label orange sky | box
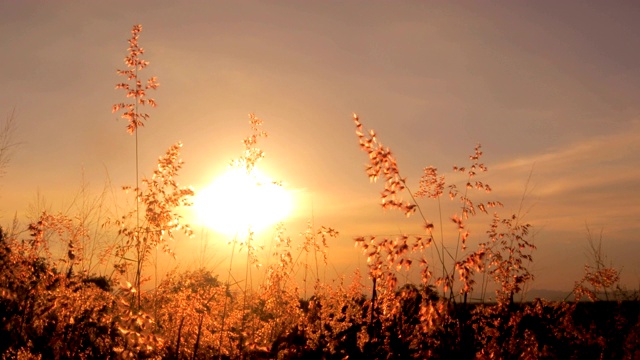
[0,1,639,293]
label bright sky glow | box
[194,168,293,236]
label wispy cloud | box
[490,125,640,234]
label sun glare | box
[194,168,293,235]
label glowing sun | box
[194,168,293,235]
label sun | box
[194,168,293,235]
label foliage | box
[571,227,623,302]
[110,142,194,305]
[352,113,531,306]
[0,226,160,359]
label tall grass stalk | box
[0,108,19,182]
[113,24,159,308]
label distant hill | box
[521,289,572,302]
[518,288,639,302]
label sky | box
[0,1,639,294]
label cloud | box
[489,125,640,234]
